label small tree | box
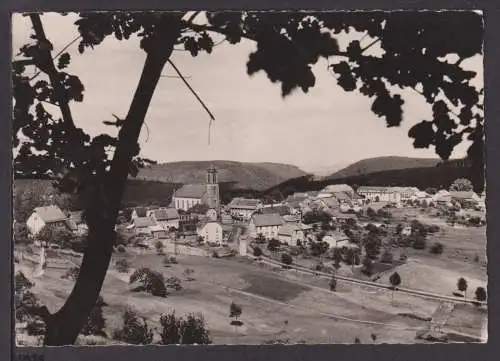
[380,250,394,264]
[229,302,243,325]
[179,312,212,345]
[268,238,280,252]
[475,286,487,303]
[430,242,444,254]
[129,268,167,297]
[449,178,474,192]
[253,246,263,258]
[281,253,293,268]
[361,257,373,276]
[155,240,164,255]
[457,277,468,299]
[389,272,402,303]
[159,312,182,345]
[113,308,154,345]
[332,247,342,271]
[329,276,337,292]
[62,266,80,281]
[166,276,183,291]
[81,295,107,337]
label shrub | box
[253,246,263,258]
[361,257,373,276]
[457,277,468,298]
[166,276,183,291]
[399,253,408,262]
[15,271,34,294]
[116,258,130,273]
[315,261,324,271]
[267,238,280,251]
[113,308,154,345]
[169,256,178,264]
[183,268,195,281]
[163,256,172,267]
[329,276,337,292]
[475,286,487,302]
[230,302,243,323]
[155,241,164,255]
[26,316,46,336]
[117,245,126,253]
[159,311,212,345]
[430,242,444,255]
[62,266,80,281]
[412,235,427,250]
[15,290,38,322]
[281,253,293,268]
[81,296,107,337]
[130,268,167,297]
[427,225,440,233]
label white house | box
[26,205,69,236]
[248,213,283,240]
[228,197,262,220]
[322,184,355,196]
[358,186,401,203]
[323,231,351,249]
[172,184,207,211]
[148,208,180,230]
[197,221,224,245]
[278,223,305,246]
[131,207,148,220]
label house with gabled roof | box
[131,207,148,220]
[278,223,305,246]
[248,213,284,240]
[147,207,180,230]
[27,205,69,236]
[228,197,263,220]
[132,216,155,235]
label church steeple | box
[205,166,220,220]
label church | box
[172,167,221,220]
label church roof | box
[174,184,207,199]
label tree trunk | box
[43,48,172,345]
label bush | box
[230,302,243,322]
[166,276,183,291]
[412,235,427,250]
[183,268,195,281]
[155,241,164,255]
[361,257,373,276]
[329,276,337,292]
[129,268,167,297]
[475,286,487,302]
[169,256,178,264]
[281,253,293,268]
[26,316,46,336]
[15,290,38,322]
[15,271,34,293]
[159,312,212,345]
[113,308,154,345]
[427,225,440,233]
[62,266,80,281]
[430,242,444,255]
[163,256,172,267]
[399,253,408,262]
[81,296,107,337]
[117,245,126,253]
[253,246,263,258]
[116,258,130,273]
[267,238,280,252]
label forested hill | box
[133,160,307,191]
[326,156,442,180]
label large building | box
[228,197,262,220]
[26,205,69,236]
[248,213,284,240]
[172,167,221,216]
[357,186,401,203]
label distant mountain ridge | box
[326,156,443,180]
[133,160,308,191]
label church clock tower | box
[205,167,220,219]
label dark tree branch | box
[30,35,82,81]
[186,11,201,24]
[361,37,381,53]
[29,14,77,131]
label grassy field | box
[15,240,487,346]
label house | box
[197,221,224,245]
[283,214,301,223]
[322,184,355,196]
[323,231,351,249]
[221,213,234,225]
[450,191,481,208]
[278,223,305,246]
[357,186,401,203]
[66,211,88,236]
[148,208,180,230]
[248,213,284,240]
[392,187,419,201]
[150,225,168,239]
[259,204,292,217]
[172,168,221,214]
[433,190,452,205]
[132,217,155,235]
[228,198,262,220]
[26,205,69,236]
[131,207,148,220]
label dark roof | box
[252,213,283,227]
[260,205,291,216]
[33,205,67,223]
[278,223,302,236]
[325,231,349,241]
[321,198,340,208]
[134,207,148,217]
[229,197,261,209]
[134,217,155,228]
[174,184,207,199]
[154,208,179,221]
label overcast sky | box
[12,12,484,174]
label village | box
[14,167,488,346]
